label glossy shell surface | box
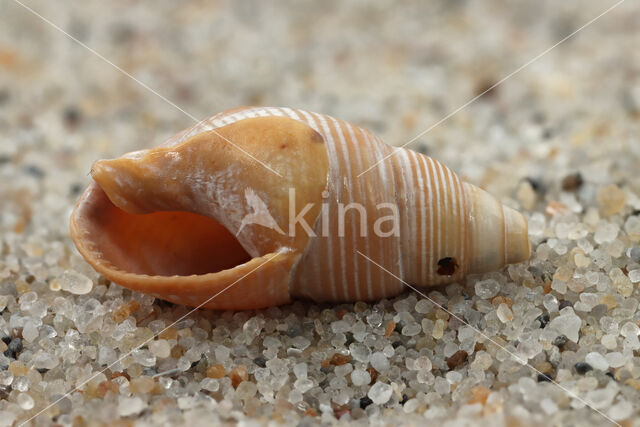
[70,107,530,310]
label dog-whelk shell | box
[70,107,530,310]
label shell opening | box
[73,184,252,277]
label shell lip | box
[70,180,270,286]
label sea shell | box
[70,107,530,310]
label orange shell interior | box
[83,186,252,277]
[71,181,297,310]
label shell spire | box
[70,107,530,310]
[465,184,530,274]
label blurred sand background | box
[1,1,640,425]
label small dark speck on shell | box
[437,257,458,276]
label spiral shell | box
[70,107,530,310]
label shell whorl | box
[70,106,530,309]
[286,110,471,302]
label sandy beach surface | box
[1,1,639,425]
